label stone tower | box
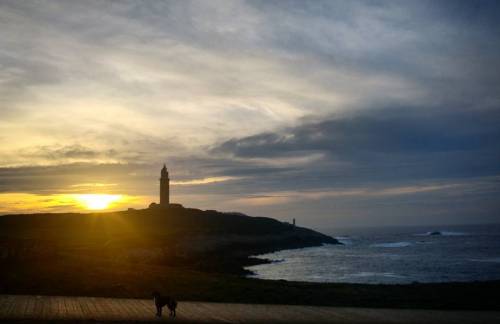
[160,164,169,206]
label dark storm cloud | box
[218,108,500,156]
[214,107,500,185]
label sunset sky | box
[1,0,499,228]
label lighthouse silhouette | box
[160,164,170,206]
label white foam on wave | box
[347,272,407,279]
[441,231,468,236]
[335,236,352,245]
[371,242,412,248]
[414,230,469,236]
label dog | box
[152,291,177,318]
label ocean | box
[245,224,500,284]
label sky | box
[1,0,499,228]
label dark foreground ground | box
[1,257,499,311]
[1,209,499,312]
[2,295,500,324]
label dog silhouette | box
[152,291,177,318]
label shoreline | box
[2,257,500,310]
[242,227,500,284]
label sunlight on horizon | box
[73,194,123,210]
[0,192,154,214]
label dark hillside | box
[0,206,339,274]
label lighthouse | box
[160,164,170,206]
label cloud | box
[2,0,499,170]
[171,176,242,185]
[1,0,500,225]
[214,107,500,184]
[231,183,462,206]
[216,107,500,157]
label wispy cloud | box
[2,0,499,168]
[70,183,118,188]
[171,176,242,185]
[1,0,499,226]
[232,183,463,206]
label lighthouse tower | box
[160,164,170,206]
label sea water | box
[245,224,500,284]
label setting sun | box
[74,194,123,210]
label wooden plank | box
[0,296,8,315]
[126,298,146,320]
[2,295,500,323]
[108,297,125,320]
[47,296,59,320]
[25,295,36,319]
[0,296,11,317]
[78,296,93,320]
[4,295,18,318]
[9,295,23,318]
[103,297,120,320]
[135,298,154,320]
[10,295,24,319]
[73,296,83,318]
[62,296,74,320]
[31,296,42,319]
[98,297,112,320]
[87,297,101,319]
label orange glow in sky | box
[73,194,123,210]
[0,193,153,214]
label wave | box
[440,231,469,236]
[335,236,352,245]
[346,272,407,279]
[414,230,469,237]
[371,242,412,248]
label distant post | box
[293,218,296,227]
[160,164,170,206]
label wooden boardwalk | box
[1,295,499,323]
